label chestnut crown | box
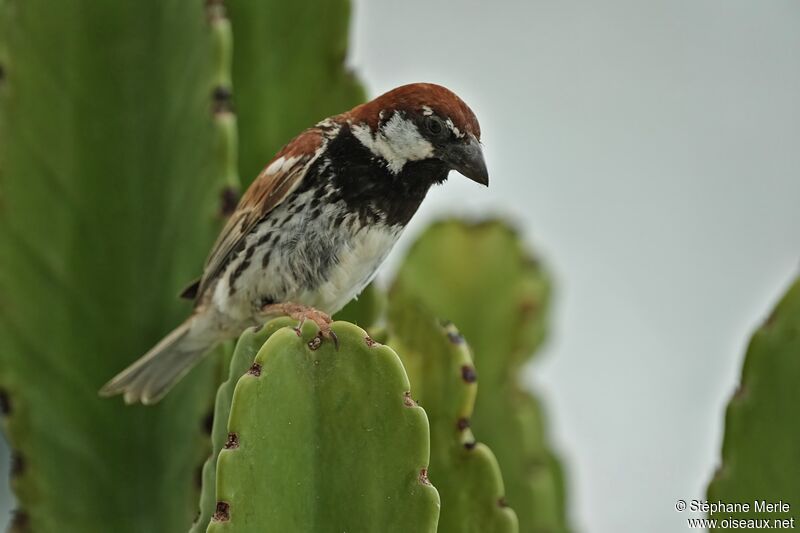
[346,83,488,185]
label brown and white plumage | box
[100,83,488,404]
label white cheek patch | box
[352,113,434,174]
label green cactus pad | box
[207,320,440,533]
[707,276,800,525]
[0,2,228,531]
[227,0,365,188]
[388,291,519,533]
[392,219,570,533]
[192,319,293,533]
[335,283,385,329]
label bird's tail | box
[99,317,216,405]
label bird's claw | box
[262,302,337,351]
[327,329,340,350]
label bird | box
[100,82,488,405]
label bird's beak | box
[440,134,489,186]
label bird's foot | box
[261,302,338,349]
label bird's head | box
[346,83,488,186]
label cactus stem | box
[497,497,509,508]
[212,502,230,522]
[464,441,477,450]
[365,336,377,347]
[206,0,240,225]
[205,321,440,531]
[456,418,470,431]
[246,363,262,377]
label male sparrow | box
[100,83,488,404]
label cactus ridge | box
[206,320,440,533]
[191,320,290,533]
[391,218,571,533]
[388,291,519,533]
[0,1,229,530]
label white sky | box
[350,1,800,531]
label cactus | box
[206,320,440,532]
[391,220,570,533]
[334,283,385,330]
[388,291,519,533]
[227,0,365,188]
[191,320,291,533]
[706,276,800,525]
[0,2,229,531]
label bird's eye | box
[425,116,446,137]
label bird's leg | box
[260,302,338,349]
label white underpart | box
[210,191,402,327]
[298,225,402,313]
[351,112,434,174]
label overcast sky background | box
[350,0,800,531]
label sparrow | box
[100,83,488,405]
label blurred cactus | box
[205,320,440,533]
[391,220,570,533]
[334,283,385,329]
[0,2,230,531]
[388,291,519,533]
[227,0,365,188]
[707,276,800,525]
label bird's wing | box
[194,128,326,300]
